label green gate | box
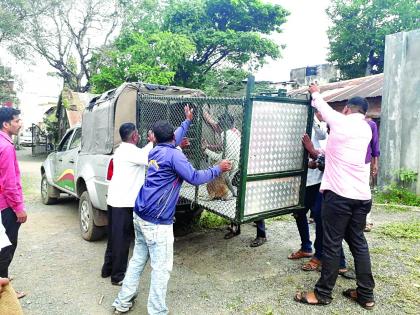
[137,77,313,223]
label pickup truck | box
[41,82,205,241]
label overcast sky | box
[0,0,332,126]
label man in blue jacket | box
[112,113,232,315]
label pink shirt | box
[311,92,372,200]
[0,130,24,212]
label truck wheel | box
[79,191,104,241]
[174,204,203,236]
[41,173,58,205]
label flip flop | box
[250,237,267,247]
[288,250,312,260]
[302,258,321,271]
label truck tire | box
[40,173,58,205]
[79,191,104,241]
[174,204,203,236]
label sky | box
[0,0,332,126]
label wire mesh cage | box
[137,78,312,223]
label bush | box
[374,184,420,207]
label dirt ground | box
[10,148,420,314]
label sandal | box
[339,269,356,280]
[294,291,330,305]
[250,236,267,247]
[288,250,312,260]
[302,257,321,271]
[342,289,375,310]
[364,223,373,232]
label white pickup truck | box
[40,82,205,241]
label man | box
[102,107,194,285]
[101,123,154,285]
[0,107,27,299]
[112,116,231,314]
[294,87,375,310]
[288,110,327,261]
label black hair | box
[152,120,174,143]
[119,123,136,142]
[347,96,369,114]
[218,113,235,130]
[0,107,20,129]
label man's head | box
[119,122,139,144]
[152,120,174,144]
[218,113,235,130]
[343,97,369,115]
[0,107,22,136]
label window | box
[57,131,73,152]
[68,128,82,150]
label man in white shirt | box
[101,123,154,285]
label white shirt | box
[107,142,153,208]
[306,117,328,187]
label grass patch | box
[374,185,420,207]
[199,210,229,229]
[377,221,420,240]
[266,214,294,224]
[379,204,410,213]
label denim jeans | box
[113,214,174,314]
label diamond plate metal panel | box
[247,101,308,174]
[244,176,301,216]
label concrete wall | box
[379,29,420,194]
[290,64,339,87]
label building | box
[290,64,339,87]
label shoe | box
[101,266,111,278]
[250,236,267,247]
[111,280,123,286]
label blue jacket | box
[134,121,221,224]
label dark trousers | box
[315,190,375,303]
[0,208,21,278]
[102,206,134,283]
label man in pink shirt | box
[0,107,27,285]
[294,86,375,310]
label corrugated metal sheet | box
[288,73,383,102]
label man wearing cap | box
[294,86,375,310]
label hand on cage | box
[218,159,232,172]
[184,105,194,121]
[180,137,190,149]
[147,130,156,144]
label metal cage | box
[137,77,313,223]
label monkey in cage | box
[202,110,240,200]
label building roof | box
[288,73,383,102]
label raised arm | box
[174,105,193,146]
[309,85,345,128]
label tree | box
[327,0,420,79]
[0,64,19,107]
[6,0,120,92]
[163,0,289,87]
[90,31,195,93]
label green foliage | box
[374,184,420,206]
[396,169,418,185]
[377,221,420,240]
[90,31,195,93]
[163,0,288,87]
[327,0,420,79]
[0,64,19,106]
[92,0,288,93]
[199,210,228,229]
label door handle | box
[69,159,75,164]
